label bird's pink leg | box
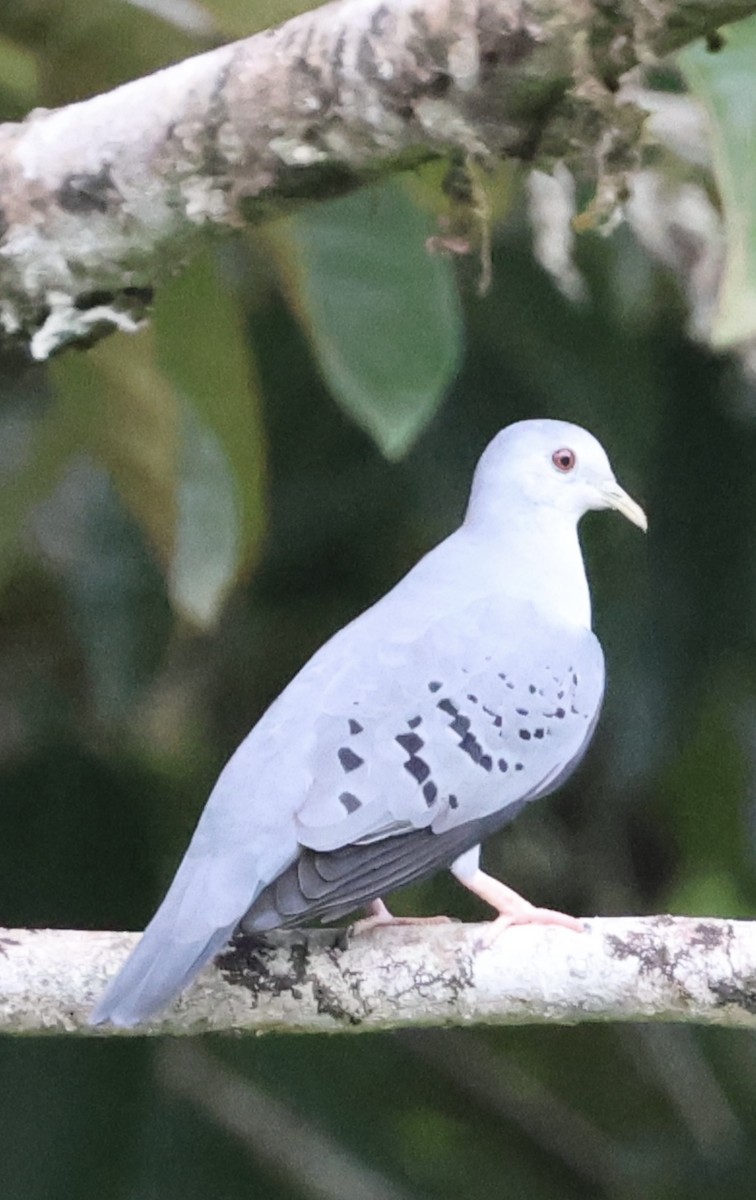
[351,898,454,935]
[450,846,583,943]
[460,869,585,941]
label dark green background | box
[2,4,756,1199]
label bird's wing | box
[243,806,529,930]
[292,592,604,849]
[241,591,604,929]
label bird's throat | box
[468,510,592,631]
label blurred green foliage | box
[680,15,756,346]
[3,4,756,1200]
[270,183,462,459]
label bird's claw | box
[475,906,586,951]
[350,901,457,937]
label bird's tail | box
[89,776,299,1026]
[89,848,268,1027]
[89,917,236,1028]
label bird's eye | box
[552,448,576,473]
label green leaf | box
[35,461,173,722]
[0,34,38,115]
[169,400,240,627]
[154,248,267,624]
[51,331,181,571]
[679,17,756,346]
[0,375,76,593]
[21,350,179,719]
[270,181,463,460]
[49,250,266,627]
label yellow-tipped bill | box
[600,483,647,532]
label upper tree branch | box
[4,916,756,1035]
[0,0,753,358]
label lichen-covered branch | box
[1,0,754,358]
[3,916,756,1035]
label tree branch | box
[3,916,756,1035]
[1,0,754,358]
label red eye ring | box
[552,448,576,473]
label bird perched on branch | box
[91,418,646,1026]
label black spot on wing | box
[482,703,504,730]
[396,731,423,755]
[459,733,492,771]
[338,747,364,772]
[437,697,493,772]
[423,781,438,806]
[396,729,433,788]
[459,732,478,758]
[339,792,361,814]
[348,719,363,735]
[405,756,431,785]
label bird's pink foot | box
[351,898,455,936]
[477,904,585,949]
[455,868,585,948]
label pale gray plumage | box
[91,419,645,1026]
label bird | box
[91,418,646,1026]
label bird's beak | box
[599,482,647,532]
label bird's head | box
[467,419,647,532]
